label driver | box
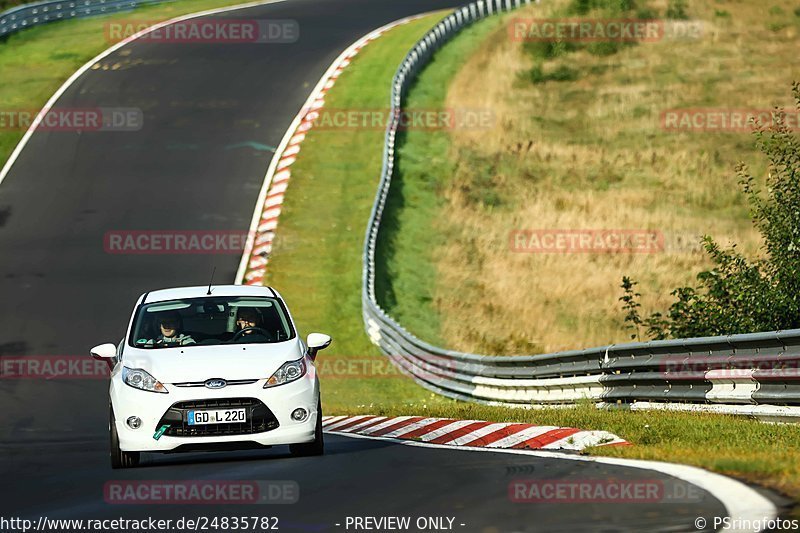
[153,311,196,346]
[235,308,263,335]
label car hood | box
[121,340,304,383]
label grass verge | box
[340,401,800,514]
[258,7,798,512]
[261,12,459,414]
[0,0,281,168]
[8,0,795,514]
[378,0,800,354]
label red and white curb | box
[322,415,628,451]
[236,14,429,286]
[325,416,779,532]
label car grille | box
[173,379,259,388]
[157,398,279,437]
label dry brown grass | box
[431,0,800,353]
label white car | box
[90,284,331,469]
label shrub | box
[621,83,800,339]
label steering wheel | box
[231,327,272,342]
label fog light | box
[291,408,308,422]
[126,416,142,429]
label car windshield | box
[128,296,295,348]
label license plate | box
[187,408,247,425]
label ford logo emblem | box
[204,379,227,389]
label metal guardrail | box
[361,0,800,420]
[0,0,167,38]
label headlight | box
[264,359,306,388]
[122,367,168,393]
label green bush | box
[519,0,643,81]
[621,83,800,339]
[569,0,637,15]
[522,40,579,60]
[1,0,34,11]
[636,7,659,19]
[526,63,580,84]
[666,0,689,20]
[587,41,627,56]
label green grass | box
[371,0,800,354]
[337,401,800,513]
[259,6,800,513]
[6,0,797,514]
[374,17,504,346]
[1,0,36,10]
[0,0,279,168]
[262,13,459,414]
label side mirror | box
[306,333,331,361]
[90,343,117,370]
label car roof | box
[141,285,279,304]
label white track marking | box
[381,417,441,438]
[0,0,290,189]
[322,414,374,431]
[327,430,778,533]
[357,415,417,435]
[541,430,628,450]
[483,425,561,448]
[234,12,433,284]
[416,420,481,442]
[320,415,349,427]
[445,422,509,446]
[337,416,389,432]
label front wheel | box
[110,406,140,469]
[289,401,324,457]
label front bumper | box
[110,373,319,452]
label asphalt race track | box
[0,0,736,530]
[0,0,465,441]
[2,433,729,532]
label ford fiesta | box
[90,285,331,469]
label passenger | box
[154,311,196,346]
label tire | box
[110,406,140,469]
[289,401,324,457]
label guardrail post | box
[0,0,167,38]
[360,0,800,415]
